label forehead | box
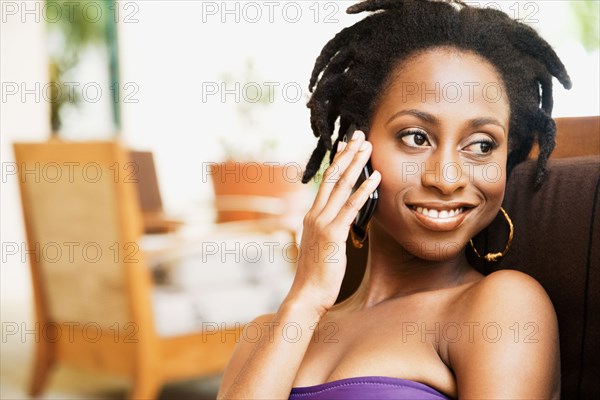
[376,48,511,124]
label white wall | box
[117,1,365,213]
[0,0,50,330]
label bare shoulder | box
[217,313,276,399]
[448,269,561,399]
[466,269,556,319]
[458,269,559,340]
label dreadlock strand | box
[512,24,572,90]
[346,0,409,14]
[301,135,329,184]
[538,74,554,115]
[533,109,557,188]
[309,26,357,92]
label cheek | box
[370,150,419,217]
[370,148,394,216]
[472,159,507,206]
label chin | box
[371,218,467,262]
[398,238,467,262]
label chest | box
[291,302,459,396]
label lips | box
[407,203,475,231]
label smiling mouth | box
[407,204,475,231]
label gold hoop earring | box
[469,207,514,262]
[350,221,371,249]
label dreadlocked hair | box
[301,0,572,189]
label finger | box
[334,168,381,229]
[318,139,373,221]
[310,131,366,213]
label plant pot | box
[210,161,307,223]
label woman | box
[218,0,571,398]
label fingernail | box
[359,141,370,151]
[337,141,346,152]
[352,131,365,141]
[369,170,380,180]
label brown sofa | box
[339,116,600,399]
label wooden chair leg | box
[128,373,162,400]
[28,339,55,397]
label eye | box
[463,139,498,155]
[398,129,431,148]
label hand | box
[284,130,381,316]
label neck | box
[342,220,481,310]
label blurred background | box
[1,1,598,398]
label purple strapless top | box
[288,376,450,399]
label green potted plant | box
[46,0,119,135]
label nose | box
[421,146,468,195]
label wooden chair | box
[128,150,183,234]
[13,140,242,399]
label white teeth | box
[412,206,464,219]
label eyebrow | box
[386,109,506,134]
[386,109,438,125]
[468,117,506,133]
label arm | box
[449,270,561,399]
[217,303,321,399]
[217,132,381,399]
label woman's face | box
[368,48,510,261]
